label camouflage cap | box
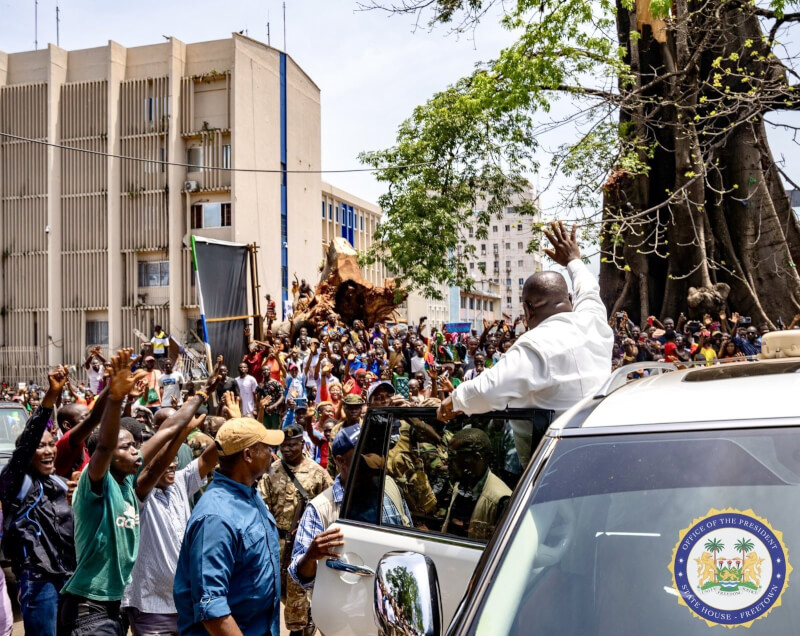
[343,394,364,406]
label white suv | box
[373,342,800,634]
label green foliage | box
[362,0,627,297]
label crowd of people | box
[611,311,800,371]
[0,221,797,635]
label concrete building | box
[467,187,542,321]
[0,35,322,382]
[456,280,502,331]
[321,181,387,287]
[399,284,451,330]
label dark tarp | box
[193,238,249,369]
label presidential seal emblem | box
[669,508,792,628]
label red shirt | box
[55,428,89,478]
[243,349,266,384]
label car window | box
[474,427,800,635]
[342,408,552,545]
[0,408,26,443]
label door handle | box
[326,559,375,577]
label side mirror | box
[374,551,442,636]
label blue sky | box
[1,1,797,214]
[0,0,517,205]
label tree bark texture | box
[601,0,800,326]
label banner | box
[445,322,472,334]
[191,236,250,371]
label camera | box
[740,316,752,325]
[616,312,624,319]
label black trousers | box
[58,593,124,636]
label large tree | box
[359,0,800,324]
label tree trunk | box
[600,0,800,325]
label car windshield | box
[474,427,800,635]
[0,407,27,444]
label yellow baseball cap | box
[215,417,285,456]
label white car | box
[312,406,555,635]
[373,334,800,634]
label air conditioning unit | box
[183,180,199,192]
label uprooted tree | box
[359,0,800,325]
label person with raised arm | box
[0,365,71,635]
[438,221,614,422]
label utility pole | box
[56,2,60,47]
[267,9,271,46]
[34,0,38,49]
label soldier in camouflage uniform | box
[258,424,332,636]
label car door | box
[312,407,553,636]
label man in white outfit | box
[438,221,613,422]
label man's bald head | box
[522,271,572,329]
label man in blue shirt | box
[174,418,284,636]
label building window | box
[468,227,474,238]
[86,320,109,346]
[489,301,494,312]
[335,205,339,223]
[506,260,511,269]
[328,203,333,220]
[506,278,512,285]
[187,147,203,172]
[518,278,524,285]
[492,226,498,233]
[222,145,231,170]
[360,215,364,231]
[505,224,511,231]
[518,223,523,231]
[469,298,475,309]
[506,296,512,305]
[518,242,523,249]
[481,244,486,255]
[518,260,524,267]
[191,202,232,229]
[469,262,474,270]
[138,261,169,287]
[493,261,499,271]
[478,261,485,271]
[483,299,488,310]
[505,242,511,249]
[144,97,154,122]
[506,206,515,215]
[461,296,466,309]
[519,294,523,302]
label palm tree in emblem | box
[734,538,755,580]
[704,538,725,582]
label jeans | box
[17,570,67,636]
[58,593,124,636]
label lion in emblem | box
[695,551,717,587]
[741,552,765,587]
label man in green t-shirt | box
[60,349,218,635]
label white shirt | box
[158,371,184,406]
[451,260,613,417]
[122,460,204,613]
[87,366,103,393]
[236,374,258,416]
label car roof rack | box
[593,362,678,399]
